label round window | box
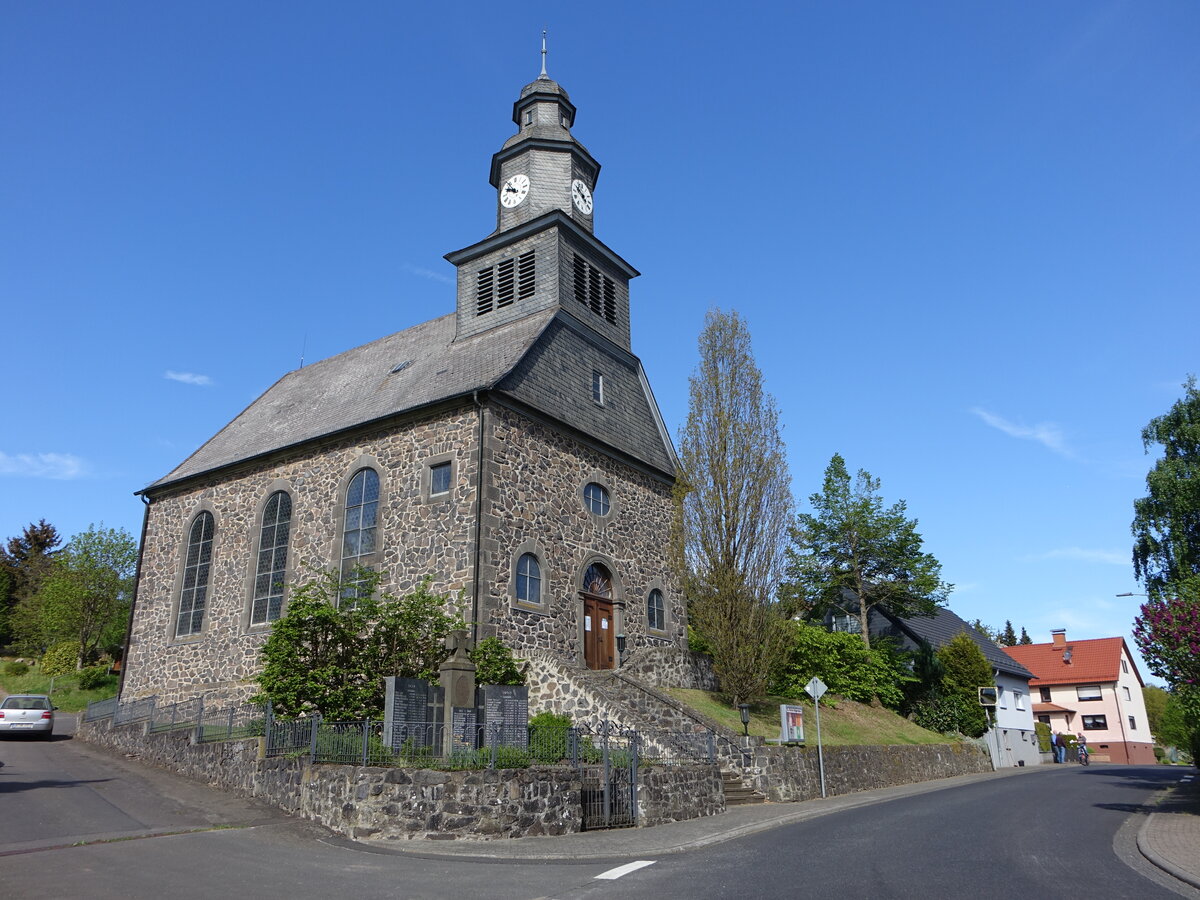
[583,482,611,516]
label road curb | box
[1136,784,1200,892]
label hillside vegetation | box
[668,688,960,746]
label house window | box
[1076,685,1102,701]
[998,688,1007,709]
[250,491,291,626]
[525,109,533,126]
[1123,686,1131,701]
[1039,687,1051,703]
[831,614,861,634]
[1082,715,1107,731]
[430,461,452,496]
[592,371,604,406]
[1121,659,1128,674]
[516,553,541,605]
[1014,691,1025,711]
[584,482,610,516]
[647,589,665,632]
[1037,714,1051,725]
[1129,715,1137,730]
[177,512,215,637]
[341,468,379,604]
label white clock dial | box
[571,179,593,215]
[500,173,530,208]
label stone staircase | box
[722,771,765,805]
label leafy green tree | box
[256,568,465,719]
[24,525,137,667]
[469,637,525,686]
[1131,376,1200,740]
[1000,621,1018,647]
[672,308,793,706]
[934,631,992,738]
[772,622,911,708]
[0,520,62,648]
[1158,690,1196,750]
[784,454,950,649]
[1143,685,1169,742]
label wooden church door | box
[581,563,615,670]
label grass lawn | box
[667,688,959,746]
[0,658,120,713]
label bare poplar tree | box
[673,308,793,706]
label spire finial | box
[539,29,548,78]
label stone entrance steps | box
[722,772,765,805]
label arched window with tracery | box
[582,562,612,597]
[177,511,214,637]
[251,491,292,625]
[516,553,542,605]
[341,467,379,605]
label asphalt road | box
[0,726,1192,899]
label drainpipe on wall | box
[118,494,152,698]
[1111,680,1131,763]
[471,391,486,648]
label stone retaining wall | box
[749,741,992,802]
[74,717,724,840]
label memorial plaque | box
[478,684,529,749]
[451,706,477,752]
[384,677,437,751]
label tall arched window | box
[516,553,542,605]
[177,512,214,637]
[647,589,665,632]
[341,468,379,604]
[251,491,292,625]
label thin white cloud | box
[165,371,213,386]
[1034,547,1128,566]
[970,407,1073,458]
[401,262,454,285]
[0,452,87,480]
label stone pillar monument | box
[439,629,476,757]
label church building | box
[120,58,684,705]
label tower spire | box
[539,29,548,78]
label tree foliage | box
[1000,620,1017,647]
[469,636,525,686]
[784,454,950,648]
[930,631,991,738]
[1018,627,1033,645]
[672,308,793,706]
[1131,377,1200,741]
[255,568,466,719]
[0,520,62,648]
[772,622,910,708]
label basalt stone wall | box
[125,408,479,707]
[637,763,725,826]
[306,765,583,841]
[748,741,992,803]
[621,646,717,692]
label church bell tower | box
[446,41,639,351]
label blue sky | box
[3,2,1196,678]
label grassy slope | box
[0,659,120,712]
[668,688,958,746]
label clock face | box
[500,173,530,208]
[571,179,593,215]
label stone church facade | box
[120,66,685,705]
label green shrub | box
[1154,746,1166,763]
[772,622,910,709]
[910,694,988,738]
[529,710,573,763]
[41,642,81,677]
[2,660,30,677]
[77,666,111,690]
[469,637,525,686]
[1034,720,1051,752]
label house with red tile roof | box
[1003,629,1155,764]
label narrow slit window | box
[592,371,604,406]
[496,257,515,307]
[476,266,494,316]
[518,251,536,299]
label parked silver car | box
[0,694,56,739]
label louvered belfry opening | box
[475,250,536,317]
[572,253,616,325]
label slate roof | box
[874,605,1034,680]
[147,309,558,491]
[1003,637,1139,687]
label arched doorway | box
[581,562,615,670]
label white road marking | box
[595,860,656,880]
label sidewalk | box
[1138,771,1200,890]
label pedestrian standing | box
[1053,731,1066,763]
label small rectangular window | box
[1076,685,1102,701]
[1037,714,1051,725]
[1128,715,1136,730]
[1015,692,1025,711]
[1082,714,1107,731]
[430,461,451,496]
[1039,687,1051,703]
[1123,686,1131,701]
[998,688,1007,709]
[1121,659,1129,674]
[592,371,604,405]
